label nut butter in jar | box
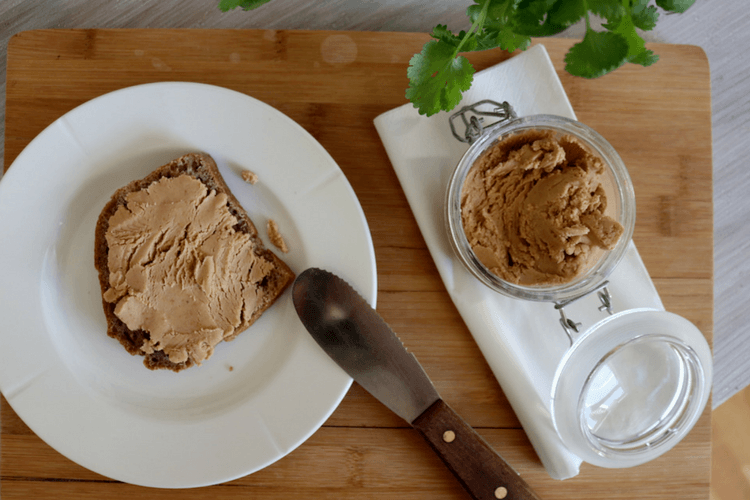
[446,108,635,303]
[444,101,712,469]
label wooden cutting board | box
[2,29,712,499]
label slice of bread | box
[94,153,295,372]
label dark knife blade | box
[293,268,542,500]
[292,267,439,423]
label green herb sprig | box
[218,0,272,11]
[218,0,695,116]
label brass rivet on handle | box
[494,486,508,499]
[442,430,456,443]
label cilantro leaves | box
[655,0,696,14]
[215,0,695,116]
[405,41,476,117]
[218,0,271,12]
[406,0,695,115]
[564,29,629,78]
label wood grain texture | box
[711,384,750,500]
[412,399,543,500]
[2,29,712,499]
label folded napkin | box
[373,44,664,480]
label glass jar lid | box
[550,309,712,468]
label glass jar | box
[446,104,635,303]
[444,100,712,469]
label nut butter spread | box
[102,174,276,365]
[461,129,624,286]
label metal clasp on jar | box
[555,282,615,346]
[449,100,517,144]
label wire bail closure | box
[554,282,614,346]
[449,100,517,144]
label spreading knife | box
[292,267,542,500]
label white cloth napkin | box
[373,44,664,480]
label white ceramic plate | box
[0,82,376,488]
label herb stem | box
[453,0,491,57]
[583,0,591,31]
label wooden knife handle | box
[412,399,542,500]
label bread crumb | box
[267,219,289,253]
[229,365,234,372]
[241,169,258,184]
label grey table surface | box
[0,0,747,409]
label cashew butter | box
[103,174,276,365]
[461,129,624,286]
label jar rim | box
[445,114,636,302]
